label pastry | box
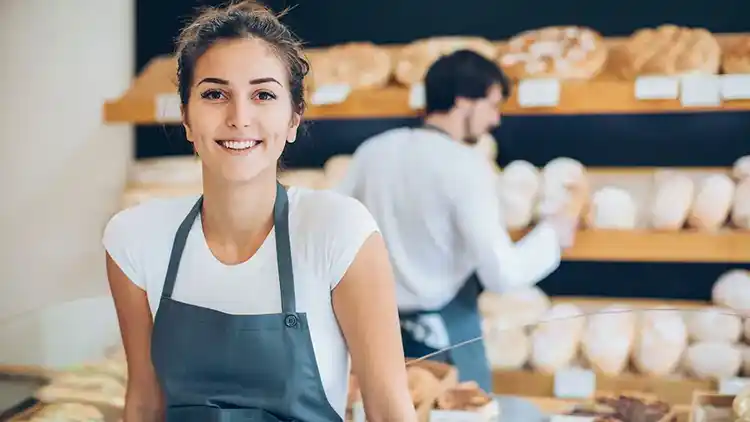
[722,36,750,73]
[498,26,608,80]
[618,25,721,78]
[683,341,742,380]
[650,171,694,230]
[307,42,392,89]
[687,174,735,231]
[29,402,104,422]
[435,381,493,410]
[406,366,440,406]
[584,186,638,229]
[393,36,497,86]
[36,373,126,408]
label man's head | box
[424,50,511,144]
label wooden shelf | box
[103,34,750,124]
[509,228,750,263]
[120,165,750,263]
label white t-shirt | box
[336,128,562,348]
[102,187,379,418]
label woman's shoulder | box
[288,187,377,232]
[287,187,380,289]
[104,195,201,240]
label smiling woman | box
[102,1,417,422]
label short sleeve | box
[323,195,380,289]
[102,210,145,290]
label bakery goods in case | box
[722,36,750,74]
[568,394,675,422]
[649,171,694,230]
[498,26,608,80]
[584,186,638,229]
[28,402,105,422]
[393,36,497,86]
[618,25,721,78]
[306,42,393,90]
[687,174,735,231]
[632,307,687,377]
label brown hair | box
[175,0,309,117]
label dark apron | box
[150,183,343,422]
[399,274,493,392]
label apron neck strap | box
[161,182,297,314]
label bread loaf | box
[478,287,550,328]
[618,25,721,78]
[307,42,392,89]
[498,160,540,229]
[499,26,607,80]
[581,305,636,376]
[29,402,104,422]
[483,322,530,369]
[684,341,742,380]
[733,155,750,181]
[633,307,687,376]
[537,157,587,220]
[529,303,585,373]
[712,269,750,312]
[584,186,637,229]
[685,307,742,343]
[722,36,750,74]
[687,174,735,230]
[650,171,694,230]
[732,179,750,229]
[394,36,497,86]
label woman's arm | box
[106,253,164,422]
[332,233,417,422]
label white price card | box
[409,83,426,109]
[553,368,596,399]
[634,76,680,100]
[352,401,366,422]
[310,84,351,105]
[430,410,486,422]
[680,74,721,107]
[719,377,750,394]
[549,416,596,422]
[517,78,561,108]
[720,74,750,100]
[155,93,182,122]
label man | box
[335,50,586,391]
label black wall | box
[134,0,750,300]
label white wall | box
[0,0,135,367]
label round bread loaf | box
[498,26,607,80]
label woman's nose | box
[226,97,253,128]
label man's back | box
[338,127,497,311]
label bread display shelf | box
[103,33,750,124]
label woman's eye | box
[255,91,276,101]
[200,90,225,101]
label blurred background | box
[1,0,750,419]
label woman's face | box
[183,38,300,183]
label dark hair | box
[424,49,511,114]
[175,0,309,117]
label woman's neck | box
[200,167,278,265]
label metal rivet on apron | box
[284,314,298,328]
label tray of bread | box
[7,347,127,422]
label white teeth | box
[219,140,259,150]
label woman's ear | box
[287,113,301,143]
[181,105,194,142]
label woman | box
[104,2,417,421]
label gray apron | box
[150,183,343,422]
[399,274,493,392]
